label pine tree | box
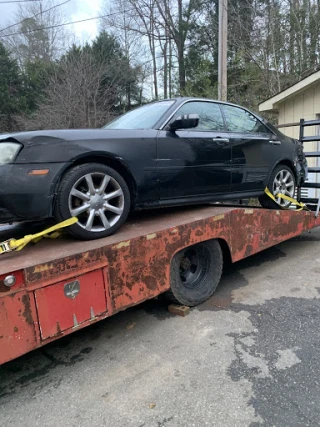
[0,42,25,132]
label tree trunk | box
[169,36,172,97]
[150,12,158,100]
[289,0,295,74]
[177,0,186,93]
[151,37,158,100]
[163,22,169,98]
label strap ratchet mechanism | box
[0,217,78,255]
[0,240,13,254]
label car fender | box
[49,151,138,213]
[264,157,298,187]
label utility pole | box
[218,0,228,101]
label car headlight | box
[0,142,21,164]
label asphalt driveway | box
[1,228,320,427]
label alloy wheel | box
[68,172,124,232]
[272,169,295,207]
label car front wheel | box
[259,165,296,209]
[54,163,131,240]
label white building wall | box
[277,83,320,197]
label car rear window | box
[222,105,269,133]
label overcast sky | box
[0,0,103,42]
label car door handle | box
[269,140,281,145]
[212,138,230,143]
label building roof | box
[259,69,320,112]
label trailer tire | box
[166,240,223,307]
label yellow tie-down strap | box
[264,187,309,211]
[0,217,78,255]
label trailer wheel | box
[166,240,223,307]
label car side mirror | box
[169,114,199,131]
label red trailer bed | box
[1,205,319,365]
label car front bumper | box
[0,162,68,222]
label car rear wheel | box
[259,165,296,209]
[166,240,223,307]
[54,163,131,240]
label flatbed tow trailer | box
[1,204,320,366]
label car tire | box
[259,164,296,210]
[165,240,223,307]
[54,163,131,240]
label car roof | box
[161,97,246,109]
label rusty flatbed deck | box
[1,205,318,274]
[1,205,320,365]
[0,206,235,275]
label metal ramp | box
[298,118,320,216]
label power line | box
[0,0,70,33]
[0,9,138,38]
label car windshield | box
[104,100,175,130]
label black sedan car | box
[0,98,307,240]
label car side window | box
[222,105,269,133]
[173,101,225,131]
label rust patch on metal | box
[124,292,133,301]
[143,276,158,291]
[170,228,179,234]
[33,264,51,273]
[229,209,318,263]
[0,280,8,293]
[56,322,62,336]
[106,212,231,312]
[21,294,33,325]
[244,244,254,258]
[24,247,107,285]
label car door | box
[220,104,277,193]
[156,101,232,200]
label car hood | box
[0,129,151,145]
